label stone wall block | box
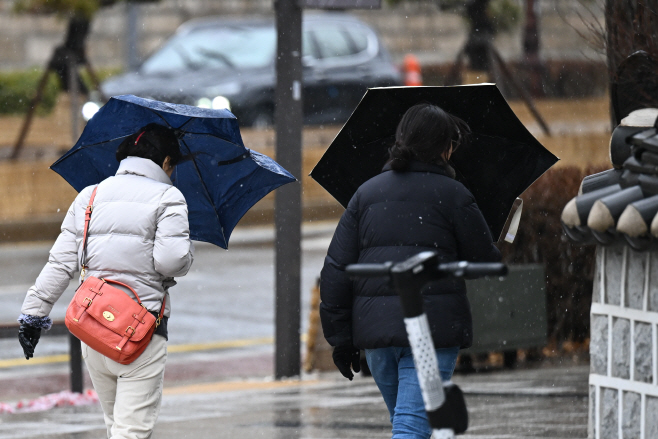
[605,246,623,305]
[0,37,24,63]
[591,314,608,375]
[600,387,619,439]
[649,253,658,312]
[592,246,602,303]
[626,249,646,309]
[588,385,596,439]
[90,13,125,36]
[646,396,658,438]
[87,40,122,69]
[25,38,59,67]
[622,391,641,438]
[143,13,182,34]
[634,322,653,383]
[612,318,630,379]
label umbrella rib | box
[179,138,226,244]
[171,130,245,149]
[175,118,195,132]
[73,134,133,151]
[143,107,175,129]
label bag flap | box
[75,278,156,342]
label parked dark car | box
[94,13,402,127]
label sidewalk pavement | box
[0,223,589,438]
[0,347,589,439]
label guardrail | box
[0,321,83,393]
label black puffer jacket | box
[320,160,501,350]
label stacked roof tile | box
[562,109,658,250]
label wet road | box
[0,365,589,438]
[0,222,590,438]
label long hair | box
[116,123,182,167]
[388,103,471,172]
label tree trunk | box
[605,0,658,126]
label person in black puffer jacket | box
[320,103,501,439]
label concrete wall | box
[0,0,604,72]
[589,245,658,438]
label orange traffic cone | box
[403,54,422,86]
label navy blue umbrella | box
[51,95,296,248]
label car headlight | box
[197,97,212,109]
[82,101,101,121]
[206,82,242,96]
[212,96,230,110]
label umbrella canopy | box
[51,95,296,248]
[310,84,558,240]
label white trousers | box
[82,335,167,439]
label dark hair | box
[116,123,182,167]
[388,103,471,171]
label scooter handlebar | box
[345,262,393,277]
[346,260,508,280]
[438,261,508,278]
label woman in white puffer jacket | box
[17,123,194,439]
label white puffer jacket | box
[21,157,194,318]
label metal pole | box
[126,1,140,71]
[523,0,543,97]
[69,333,83,393]
[274,0,303,379]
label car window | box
[141,25,276,75]
[345,27,369,54]
[302,30,318,60]
[311,26,356,60]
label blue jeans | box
[365,346,460,439]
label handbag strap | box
[79,186,166,325]
[80,186,98,280]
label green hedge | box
[0,68,121,116]
[0,70,60,116]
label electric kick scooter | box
[346,250,507,438]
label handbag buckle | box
[125,326,135,337]
[83,297,93,308]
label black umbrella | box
[310,84,559,240]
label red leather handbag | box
[65,186,164,365]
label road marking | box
[0,337,274,369]
[0,354,69,368]
[164,379,320,395]
[167,337,273,353]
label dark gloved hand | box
[18,322,41,360]
[332,345,361,380]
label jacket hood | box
[116,156,172,185]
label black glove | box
[332,345,361,381]
[18,321,41,360]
